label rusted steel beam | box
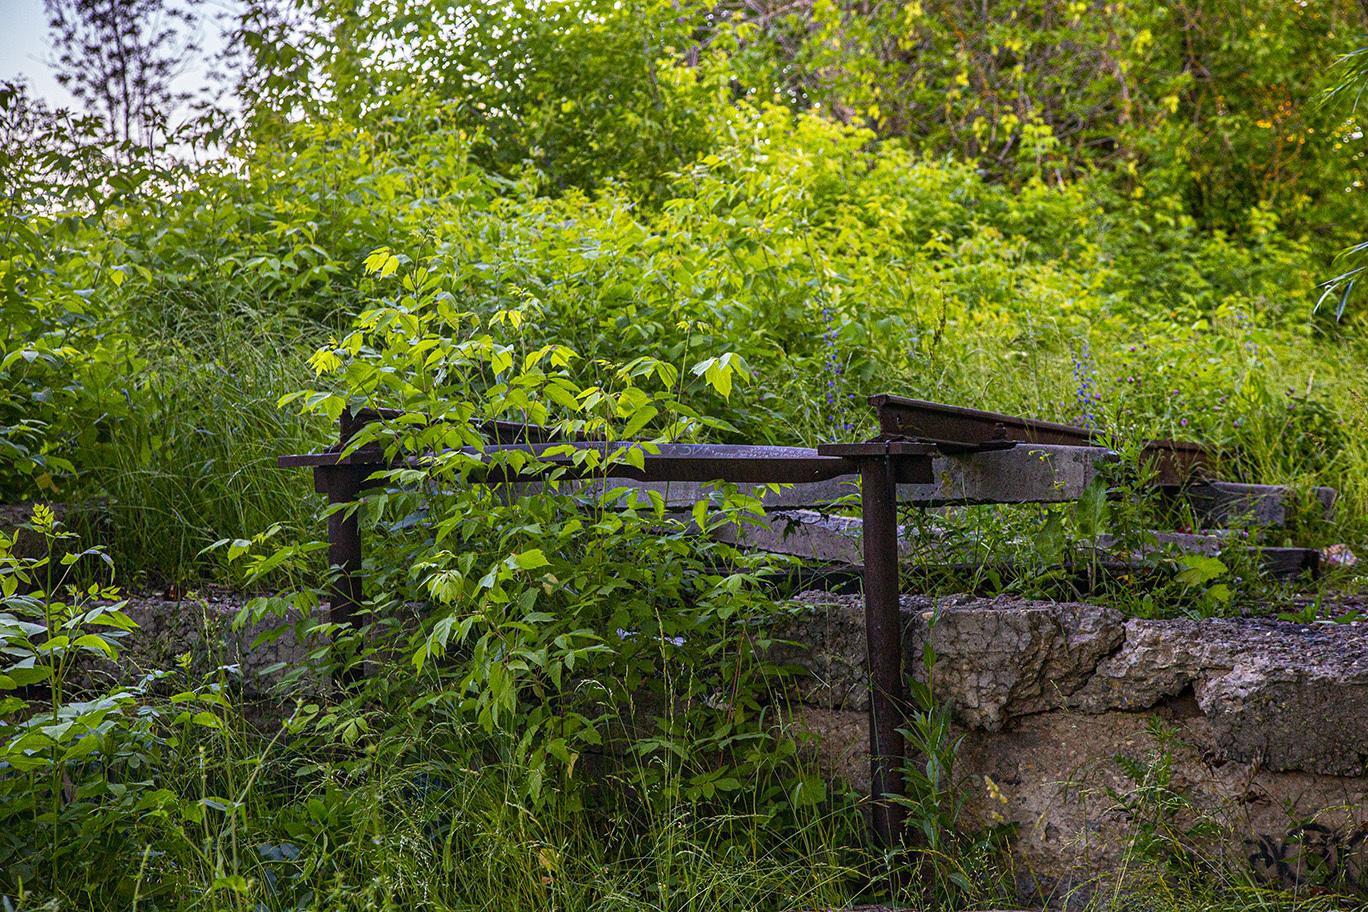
[869,394,1210,485]
[282,443,891,486]
[285,436,931,846]
[872,394,1100,447]
[313,464,365,637]
[815,442,936,485]
[280,444,925,638]
[813,442,922,848]
[858,453,908,850]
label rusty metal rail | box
[280,420,933,851]
[276,394,1241,852]
[870,394,1211,484]
[281,442,873,485]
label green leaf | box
[5,665,52,686]
[622,404,657,439]
[208,874,249,894]
[1175,555,1226,586]
[1075,476,1108,539]
[61,733,102,761]
[544,381,580,410]
[1205,583,1232,604]
[1034,512,1065,564]
[514,549,550,570]
[790,775,827,808]
[191,711,223,729]
[72,633,116,658]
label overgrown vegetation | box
[3,0,1368,908]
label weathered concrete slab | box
[902,444,1112,506]
[1170,481,1337,528]
[1070,615,1368,775]
[776,592,1368,902]
[716,509,866,565]
[569,443,1113,508]
[70,593,327,698]
[566,475,860,509]
[952,709,1368,903]
[715,512,1283,571]
[1094,529,1236,558]
[780,592,1368,774]
[713,508,950,565]
[542,457,1339,538]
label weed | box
[78,303,330,587]
[1099,716,1368,911]
[893,611,1016,908]
[1107,716,1227,892]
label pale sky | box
[0,0,231,113]
[0,0,78,106]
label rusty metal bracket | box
[869,393,1211,484]
[283,396,1227,852]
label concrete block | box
[1094,529,1239,559]
[904,444,1111,505]
[717,509,865,564]
[1175,482,1337,528]
[575,476,861,509]
[567,443,1113,509]
[780,592,1368,896]
[712,509,937,564]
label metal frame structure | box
[282,423,935,848]
[279,395,1219,848]
[870,394,1211,485]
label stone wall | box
[773,592,1368,904]
[67,593,326,702]
[30,575,1368,904]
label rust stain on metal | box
[869,394,1211,484]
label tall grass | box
[77,296,332,585]
[8,629,1362,912]
[2,653,879,910]
[4,512,1365,911]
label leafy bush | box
[259,250,806,807]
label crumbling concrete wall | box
[69,593,325,699]
[773,593,1368,902]
[32,575,1368,903]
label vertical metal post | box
[861,454,906,849]
[317,464,364,630]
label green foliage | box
[0,274,885,911]
[262,253,806,815]
[896,632,1015,908]
[0,502,870,911]
[0,83,143,501]
[1097,717,1368,910]
[1109,717,1227,889]
[0,506,221,902]
[721,0,1367,248]
[3,3,1368,906]
[82,302,330,585]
